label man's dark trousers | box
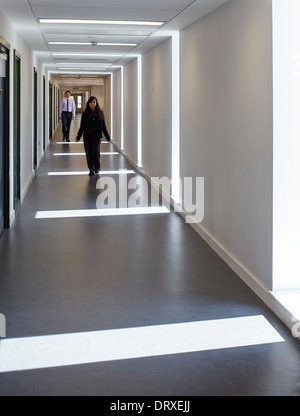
[62,111,73,141]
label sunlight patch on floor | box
[35,206,170,219]
[0,316,284,373]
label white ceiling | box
[0,0,230,87]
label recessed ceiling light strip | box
[49,42,137,46]
[56,63,112,66]
[53,53,123,56]
[39,19,164,26]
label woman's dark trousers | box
[84,138,101,173]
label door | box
[13,51,21,212]
[33,68,37,170]
[49,82,53,140]
[53,86,56,127]
[43,76,45,151]
[73,93,84,114]
[0,42,9,235]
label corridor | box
[0,122,299,396]
[1,0,300,398]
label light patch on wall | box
[172,32,181,203]
[111,73,114,139]
[137,55,142,167]
[121,66,124,150]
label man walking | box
[60,91,76,142]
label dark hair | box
[65,90,71,94]
[85,96,103,119]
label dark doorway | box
[49,82,53,140]
[33,67,38,170]
[43,75,46,151]
[13,50,21,212]
[0,39,10,235]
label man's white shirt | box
[60,97,76,117]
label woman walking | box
[76,96,111,176]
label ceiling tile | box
[32,6,174,21]
[44,34,147,43]
[40,24,156,37]
[29,0,193,11]
[0,0,230,86]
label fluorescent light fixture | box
[53,53,123,57]
[58,71,110,75]
[48,170,136,176]
[40,19,164,26]
[56,63,112,66]
[98,42,137,46]
[49,42,90,45]
[49,41,137,47]
[0,316,284,373]
[57,67,109,69]
[35,206,170,219]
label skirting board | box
[7,171,36,229]
[186,220,297,332]
[113,141,298,335]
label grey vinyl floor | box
[0,117,299,396]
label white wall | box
[180,0,273,290]
[103,76,111,136]
[121,40,173,178]
[142,38,173,179]
[0,8,50,224]
[112,69,121,147]
[123,59,138,163]
[272,0,300,290]
[34,57,47,169]
[91,84,104,108]
[115,1,273,294]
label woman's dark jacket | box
[76,109,111,142]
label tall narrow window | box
[121,66,124,150]
[137,55,142,167]
[111,73,114,139]
[172,32,180,203]
[272,0,300,293]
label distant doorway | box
[72,93,84,113]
